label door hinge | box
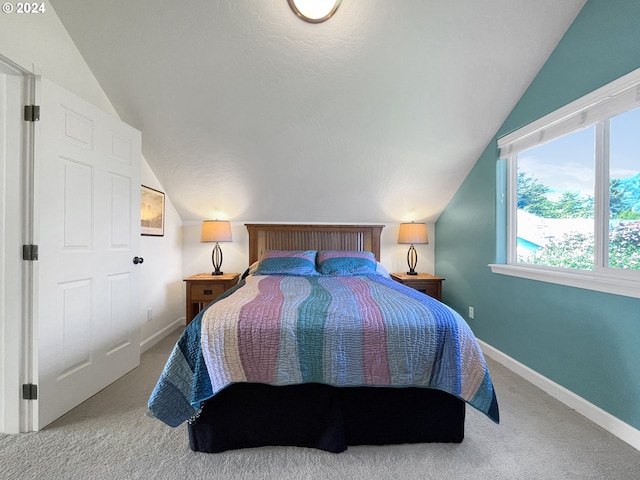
[24,105,40,122]
[22,244,39,261]
[22,384,38,400]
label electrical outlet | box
[147,308,153,322]
[468,306,475,319]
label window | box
[609,108,640,269]
[515,126,596,270]
[491,68,640,299]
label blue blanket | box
[148,275,499,427]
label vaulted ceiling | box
[50,0,586,223]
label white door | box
[33,78,142,429]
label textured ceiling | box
[50,0,585,223]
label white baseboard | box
[140,318,184,353]
[478,339,640,452]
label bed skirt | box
[188,383,465,453]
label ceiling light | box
[288,0,341,23]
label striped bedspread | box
[148,274,499,427]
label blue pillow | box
[317,250,377,276]
[255,250,318,276]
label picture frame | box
[141,185,165,236]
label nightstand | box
[390,272,444,302]
[184,273,240,324]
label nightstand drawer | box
[414,281,441,299]
[184,273,240,325]
[189,284,225,302]
[390,273,444,302]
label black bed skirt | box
[188,383,465,453]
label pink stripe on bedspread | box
[338,277,391,384]
[237,276,282,382]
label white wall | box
[139,163,184,350]
[0,8,184,355]
[0,9,115,116]
[181,221,435,279]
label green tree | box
[517,172,549,211]
[555,191,593,219]
[610,179,627,218]
[610,178,640,219]
[518,171,594,219]
[617,210,640,220]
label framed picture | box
[141,185,165,236]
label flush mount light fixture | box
[288,0,342,23]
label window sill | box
[488,264,640,300]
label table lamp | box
[201,220,232,275]
[397,222,428,275]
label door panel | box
[59,279,92,377]
[35,77,141,429]
[107,272,132,354]
[110,174,132,247]
[63,159,93,248]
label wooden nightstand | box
[184,273,240,324]
[390,272,444,302]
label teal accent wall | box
[436,0,640,430]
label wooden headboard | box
[245,224,385,264]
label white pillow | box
[376,262,391,278]
[248,261,259,275]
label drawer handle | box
[203,289,213,295]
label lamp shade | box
[201,220,232,243]
[397,222,428,244]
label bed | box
[148,224,499,453]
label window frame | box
[490,68,640,300]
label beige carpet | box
[1,328,640,480]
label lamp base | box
[406,245,419,276]
[211,243,224,276]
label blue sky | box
[518,107,640,198]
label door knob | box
[133,256,144,265]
